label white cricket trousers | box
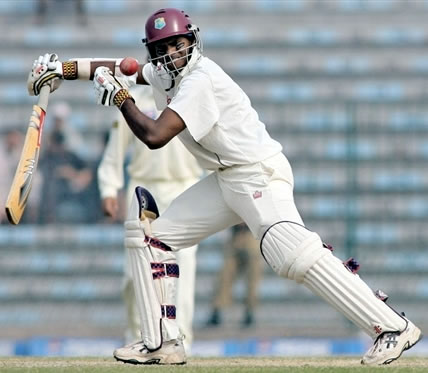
[152,152,408,341]
[152,152,303,247]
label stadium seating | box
[1,0,428,343]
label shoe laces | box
[372,331,400,353]
[129,340,149,352]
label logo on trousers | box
[253,191,262,199]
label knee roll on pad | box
[260,221,329,283]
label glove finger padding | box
[27,53,63,96]
[93,66,120,106]
[93,66,134,108]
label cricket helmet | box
[143,8,198,45]
[142,8,202,82]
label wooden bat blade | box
[5,92,48,224]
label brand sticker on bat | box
[18,151,38,206]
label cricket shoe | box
[361,318,422,365]
[114,338,186,365]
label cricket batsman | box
[27,7,422,366]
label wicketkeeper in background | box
[97,84,203,353]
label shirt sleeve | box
[168,73,220,142]
[97,116,131,198]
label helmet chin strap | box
[165,72,176,92]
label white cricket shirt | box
[143,56,282,171]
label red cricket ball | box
[119,57,139,76]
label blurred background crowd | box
[1,0,428,357]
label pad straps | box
[161,305,176,319]
[151,263,180,279]
[145,235,172,251]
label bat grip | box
[38,85,51,112]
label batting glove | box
[93,66,134,108]
[27,53,63,96]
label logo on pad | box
[374,325,383,334]
[154,17,166,30]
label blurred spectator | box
[50,101,84,155]
[38,126,93,224]
[36,0,87,25]
[206,223,263,328]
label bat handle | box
[38,85,51,112]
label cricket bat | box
[5,85,51,224]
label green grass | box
[0,357,428,373]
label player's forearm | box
[62,59,115,80]
[62,58,146,84]
[120,99,166,149]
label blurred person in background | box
[27,7,422,366]
[97,85,203,353]
[50,101,84,155]
[38,124,92,224]
[49,102,102,222]
[206,223,262,328]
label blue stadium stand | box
[1,0,428,357]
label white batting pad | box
[125,191,180,350]
[304,252,406,339]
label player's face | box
[153,36,192,72]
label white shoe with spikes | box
[114,338,186,365]
[361,318,422,365]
